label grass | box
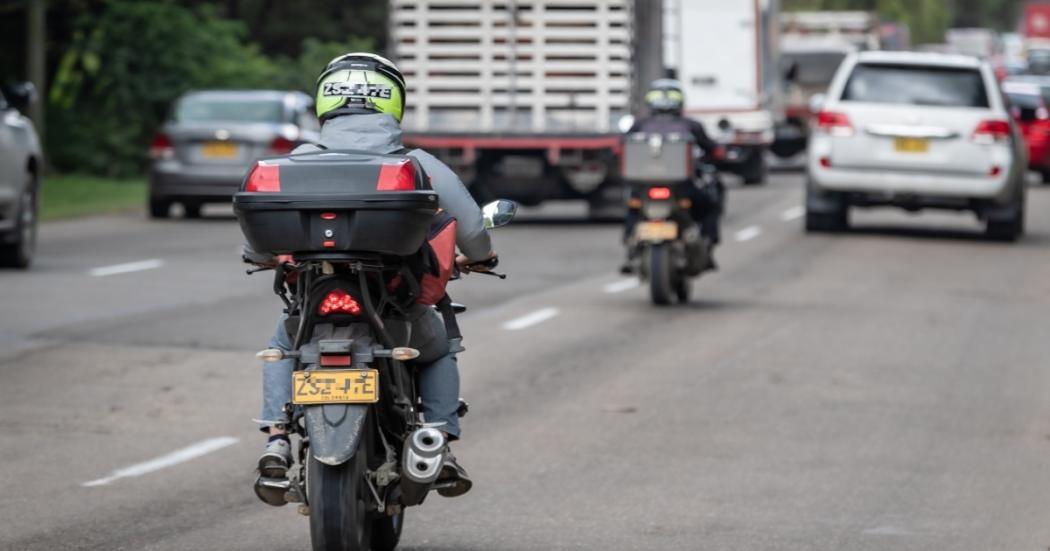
[40,174,147,221]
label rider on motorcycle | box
[622,78,725,273]
[245,53,497,504]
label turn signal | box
[318,289,362,316]
[391,347,421,361]
[245,162,281,192]
[377,159,416,191]
[256,348,285,362]
[648,187,672,200]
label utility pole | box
[632,0,663,114]
[26,0,47,139]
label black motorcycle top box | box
[233,149,440,257]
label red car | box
[1003,80,1050,183]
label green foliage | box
[43,0,372,177]
[40,174,146,220]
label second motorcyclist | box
[621,78,726,273]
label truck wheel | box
[741,152,767,186]
[0,172,38,269]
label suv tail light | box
[815,110,854,137]
[972,120,1011,145]
[377,159,417,191]
[318,289,362,316]
[268,136,296,155]
[245,161,281,192]
[149,133,174,159]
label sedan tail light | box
[815,110,854,137]
[972,120,1011,145]
[268,136,296,155]
[149,133,174,159]
[244,161,281,192]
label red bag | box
[416,212,457,305]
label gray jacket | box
[291,114,493,260]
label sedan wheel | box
[0,174,38,269]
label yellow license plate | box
[636,221,678,241]
[201,141,239,158]
[894,137,929,154]
[292,369,379,405]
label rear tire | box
[370,512,403,551]
[0,173,37,269]
[148,196,171,219]
[649,244,673,306]
[182,202,202,219]
[985,203,1024,242]
[308,414,373,551]
[805,207,849,233]
[741,152,767,186]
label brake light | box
[648,187,671,200]
[377,159,416,191]
[244,161,281,193]
[320,355,352,367]
[972,120,1011,145]
[268,136,296,155]
[819,156,832,168]
[149,133,174,159]
[816,110,854,137]
[318,289,362,316]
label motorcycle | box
[622,132,718,305]
[234,150,515,550]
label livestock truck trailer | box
[389,0,636,217]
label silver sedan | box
[0,83,43,268]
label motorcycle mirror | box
[617,114,636,134]
[482,199,517,229]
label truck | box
[666,0,782,184]
[774,11,879,161]
[388,0,637,216]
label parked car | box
[149,90,320,218]
[1002,79,1050,182]
[0,82,43,268]
[806,51,1027,241]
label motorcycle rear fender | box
[305,403,369,466]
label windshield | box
[841,64,989,108]
[174,97,285,123]
[1006,92,1042,110]
[783,52,848,86]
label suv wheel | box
[0,172,38,269]
[985,199,1025,242]
[149,196,171,219]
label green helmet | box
[315,52,407,122]
[644,79,685,115]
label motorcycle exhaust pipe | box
[400,427,446,506]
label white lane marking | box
[89,259,165,277]
[734,226,763,242]
[502,307,559,331]
[780,206,804,221]
[82,436,239,487]
[603,278,640,294]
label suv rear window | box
[841,63,989,108]
[174,98,286,123]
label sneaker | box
[619,262,635,275]
[435,449,473,498]
[258,437,292,478]
[254,438,292,507]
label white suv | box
[806,51,1027,241]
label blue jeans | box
[257,307,462,438]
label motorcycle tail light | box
[377,159,417,191]
[245,161,281,192]
[318,289,362,316]
[320,355,352,367]
[648,187,672,200]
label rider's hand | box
[457,252,498,273]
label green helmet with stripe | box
[315,52,407,122]
[645,78,685,115]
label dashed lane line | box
[89,259,165,277]
[82,436,239,487]
[502,307,560,331]
[734,226,763,242]
[603,278,640,294]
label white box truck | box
[667,0,782,184]
[389,0,635,215]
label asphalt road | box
[3,171,1050,550]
